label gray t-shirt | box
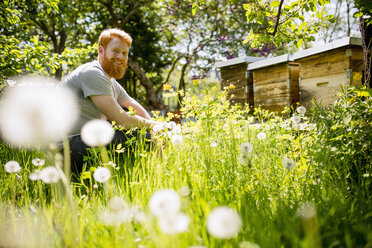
[59,60,130,136]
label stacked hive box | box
[247,54,300,113]
[293,37,363,110]
[215,56,264,110]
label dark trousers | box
[68,130,151,174]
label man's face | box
[100,37,129,79]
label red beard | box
[101,54,127,79]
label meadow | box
[0,83,371,248]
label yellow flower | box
[163,83,171,91]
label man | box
[59,28,156,172]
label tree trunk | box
[360,16,372,88]
[128,60,164,110]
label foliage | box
[310,86,372,188]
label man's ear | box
[98,45,104,56]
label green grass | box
[0,85,371,248]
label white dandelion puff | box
[296,106,306,115]
[29,170,40,181]
[282,157,296,170]
[131,206,147,223]
[257,132,266,140]
[108,196,128,212]
[93,167,111,183]
[240,241,261,248]
[32,158,45,167]
[297,202,316,219]
[171,134,183,146]
[206,206,242,239]
[291,116,301,124]
[158,213,190,234]
[210,141,218,147]
[166,121,177,130]
[81,119,115,147]
[4,161,21,173]
[100,208,133,225]
[172,125,182,134]
[179,185,191,197]
[239,154,250,165]
[153,123,165,133]
[0,78,78,148]
[39,166,60,184]
[149,189,181,217]
[240,142,253,154]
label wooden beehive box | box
[215,56,265,109]
[247,54,300,113]
[293,37,363,110]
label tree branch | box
[268,0,285,36]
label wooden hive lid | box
[214,56,265,68]
[292,37,362,60]
[247,54,294,71]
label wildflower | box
[93,167,111,183]
[32,158,45,167]
[81,119,114,147]
[166,121,177,130]
[39,166,60,184]
[206,206,242,239]
[282,157,296,170]
[4,161,21,173]
[29,170,40,181]
[149,189,181,217]
[296,106,306,115]
[153,123,165,133]
[240,142,253,154]
[158,213,190,234]
[172,125,182,134]
[163,83,171,91]
[179,185,191,197]
[291,115,301,124]
[297,202,316,219]
[0,79,78,148]
[210,141,218,147]
[171,134,183,145]
[257,132,266,140]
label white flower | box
[171,134,183,145]
[158,213,190,234]
[153,123,165,133]
[297,202,316,219]
[240,142,253,154]
[240,241,261,248]
[282,157,296,170]
[81,119,114,147]
[296,106,306,115]
[93,167,111,183]
[291,116,301,124]
[101,208,133,225]
[131,206,147,223]
[4,161,21,173]
[149,189,181,217]
[0,78,78,148]
[179,185,191,197]
[257,132,266,140]
[108,196,128,212]
[39,166,60,184]
[32,158,45,167]
[206,206,242,239]
[172,125,182,134]
[210,141,218,147]
[166,121,177,130]
[29,170,40,181]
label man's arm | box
[119,97,151,120]
[90,95,154,129]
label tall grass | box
[0,84,371,247]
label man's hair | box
[98,28,132,48]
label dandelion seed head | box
[29,170,40,181]
[291,115,301,124]
[0,78,78,148]
[166,121,177,130]
[240,142,253,154]
[32,158,45,167]
[297,202,316,219]
[210,141,218,147]
[179,185,191,197]
[93,167,111,183]
[39,166,60,184]
[158,213,190,234]
[172,125,182,134]
[171,134,183,146]
[108,196,127,212]
[153,123,165,133]
[297,106,306,115]
[149,189,181,217]
[81,119,114,147]
[206,206,242,239]
[257,132,266,140]
[4,161,21,173]
[282,157,296,170]
[240,241,261,248]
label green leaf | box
[270,1,281,7]
[243,4,250,10]
[192,3,199,16]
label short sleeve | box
[78,67,112,98]
[112,79,130,103]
